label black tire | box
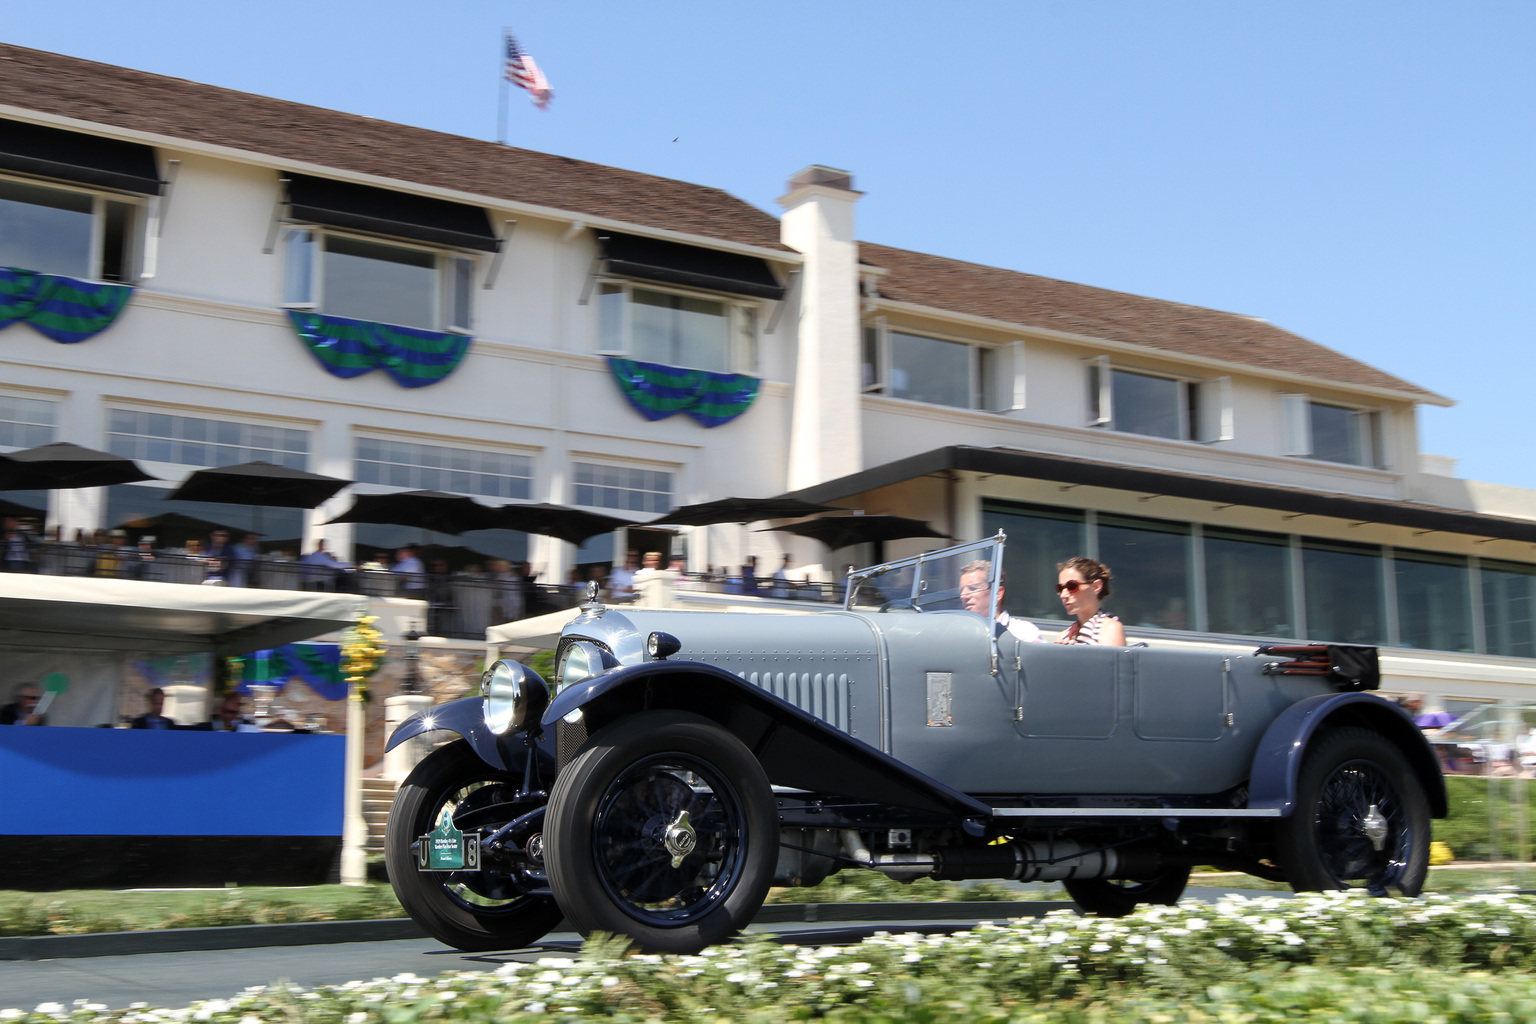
[385,741,562,951]
[1275,726,1430,896]
[1064,867,1190,917]
[544,711,777,954]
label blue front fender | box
[1248,691,1447,817]
[385,696,528,773]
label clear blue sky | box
[6,2,1533,489]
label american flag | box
[503,32,553,110]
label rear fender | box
[545,661,991,822]
[385,696,522,773]
[1248,692,1447,818]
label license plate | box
[417,811,480,871]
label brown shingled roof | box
[859,241,1441,401]
[0,44,786,252]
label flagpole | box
[498,28,509,145]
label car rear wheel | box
[1064,867,1190,917]
[1275,726,1430,895]
[544,711,777,954]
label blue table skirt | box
[0,728,344,836]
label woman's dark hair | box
[1057,555,1112,599]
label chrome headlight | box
[480,659,549,735]
[554,640,617,694]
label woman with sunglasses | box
[1053,556,1125,646]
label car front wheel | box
[1275,726,1430,895]
[544,711,777,953]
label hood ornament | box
[580,579,606,618]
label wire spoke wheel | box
[1277,727,1430,896]
[545,711,777,953]
[592,756,744,921]
[385,742,562,950]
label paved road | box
[0,887,1292,1012]
[0,918,1013,1012]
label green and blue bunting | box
[607,357,760,427]
[286,310,472,388]
[0,267,134,343]
[231,643,347,700]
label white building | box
[1,43,1533,713]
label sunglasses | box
[1055,579,1093,594]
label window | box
[0,177,137,282]
[282,228,473,332]
[1087,358,1232,442]
[1394,550,1472,652]
[354,438,532,500]
[1481,560,1536,658]
[596,282,757,374]
[1204,527,1293,637]
[107,409,309,469]
[862,323,986,410]
[1280,395,1382,467]
[982,501,1085,619]
[0,395,57,450]
[1302,539,1386,645]
[572,462,673,514]
[1097,514,1195,630]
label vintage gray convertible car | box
[384,535,1445,954]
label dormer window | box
[0,177,139,282]
[1087,357,1232,443]
[1281,395,1383,467]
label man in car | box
[959,559,1042,642]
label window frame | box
[1086,357,1229,442]
[352,435,534,501]
[570,459,676,516]
[862,320,1015,412]
[1279,394,1385,468]
[280,222,476,333]
[0,172,145,284]
[594,278,761,376]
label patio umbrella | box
[496,502,632,545]
[325,490,502,536]
[116,512,245,541]
[0,442,156,491]
[0,497,45,520]
[1414,711,1460,730]
[645,496,842,527]
[166,461,350,509]
[758,513,949,552]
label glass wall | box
[1300,540,1386,645]
[1395,549,1473,652]
[1204,527,1293,637]
[981,502,1085,619]
[1097,514,1193,630]
[979,498,1536,656]
[1482,560,1536,658]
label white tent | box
[0,575,367,653]
[0,575,367,727]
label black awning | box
[599,231,785,300]
[285,174,498,252]
[784,445,1536,546]
[0,119,161,195]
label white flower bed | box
[8,892,1536,1022]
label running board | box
[989,806,1281,819]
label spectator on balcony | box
[395,546,427,600]
[229,532,262,588]
[606,550,639,603]
[2,520,37,573]
[129,688,178,730]
[301,539,351,590]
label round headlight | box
[554,641,613,695]
[480,659,549,735]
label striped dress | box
[1057,611,1119,645]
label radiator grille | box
[556,717,588,771]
